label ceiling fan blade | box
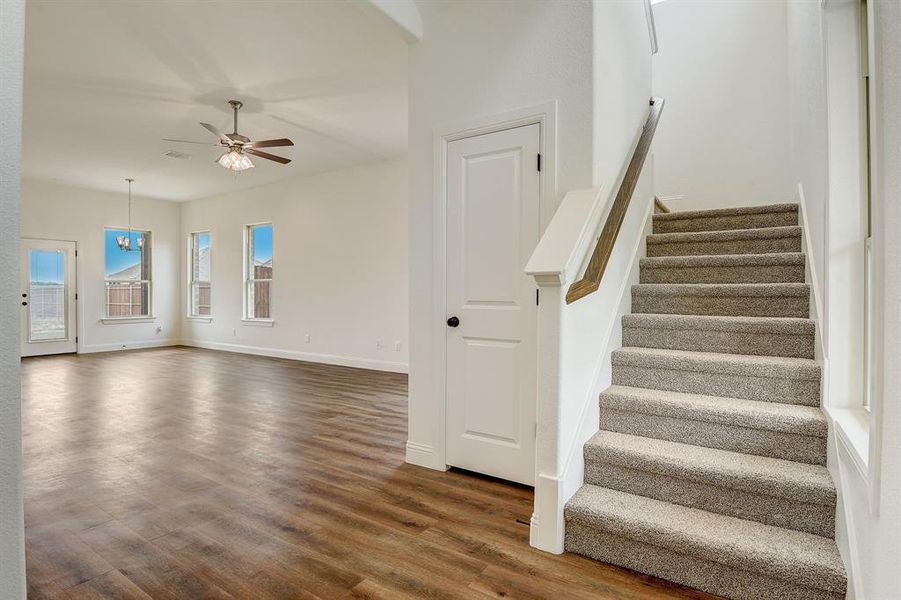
[245,148,291,164]
[245,138,294,149]
[163,138,219,146]
[200,122,230,144]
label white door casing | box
[445,123,540,486]
[21,238,77,357]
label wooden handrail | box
[566,97,664,304]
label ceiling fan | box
[164,100,293,172]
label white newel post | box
[529,273,565,553]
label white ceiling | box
[23,0,408,202]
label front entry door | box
[445,123,540,486]
[21,239,78,357]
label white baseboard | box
[78,339,180,354]
[181,339,409,374]
[405,441,445,470]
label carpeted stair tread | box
[631,283,810,318]
[648,226,802,246]
[623,313,814,336]
[653,204,799,234]
[646,226,802,257]
[584,431,835,505]
[565,485,846,595]
[611,347,820,380]
[622,313,815,358]
[632,282,809,298]
[640,251,805,269]
[599,385,827,437]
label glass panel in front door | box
[28,249,67,341]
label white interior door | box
[21,239,78,357]
[445,123,540,486]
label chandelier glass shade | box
[218,149,254,172]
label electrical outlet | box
[394,341,402,352]
[376,339,383,350]
[232,328,237,336]
[156,326,162,334]
[305,333,311,344]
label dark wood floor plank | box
[23,347,715,599]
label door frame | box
[20,237,79,356]
[427,102,557,472]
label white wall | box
[0,0,26,595]
[594,0,654,189]
[651,0,795,211]
[180,158,409,373]
[787,0,828,306]
[407,0,596,470]
[21,179,182,352]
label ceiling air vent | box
[164,150,192,160]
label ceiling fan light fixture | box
[218,149,254,172]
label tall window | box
[190,231,211,316]
[245,223,272,319]
[104,229,151,318]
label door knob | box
[446,316,460,328]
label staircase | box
[564,203,847,600]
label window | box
[189,231,212,316]
[104,228,151,318]
[245,223,272,320]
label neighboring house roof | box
[106,263,142,280]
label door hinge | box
[74,250,78,257]
[536,288,539,306]
[75,293,78,300]
[537,153,542,172]
[75,336,78,343]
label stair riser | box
[653,211,799,234]
[632,293,809,318]
[612,365,820,406]
[623,326,815,359]
[600,408,827,465]
[639,263,805,284]
[647,235,802,257]
[583,461,835,538]
[564,524,843,600]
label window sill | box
[101,317,156,324]
[241,318,274,327]
[186,316,213,323]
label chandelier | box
[116,178,143,252]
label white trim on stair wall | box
[526,156,655,554]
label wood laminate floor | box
[23,347,715,599]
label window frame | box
[188,230,212,318]
[243,222,273,322]
[102,226,153,321]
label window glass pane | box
[29,249,66,341]
[193,232,211,281]
[104,229,150,280]
[191,232,211,316]
[105,228,151,317]
[104,281,149,318]
[251,224,272,277]
[246,224,272,319]
[192,282,211,316]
